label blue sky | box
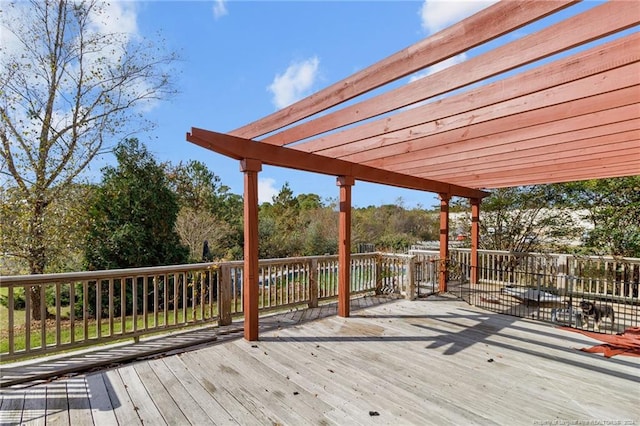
[78,0,614,209]
[74,0,503,209]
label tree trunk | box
[28,198,47,321]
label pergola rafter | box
[187,0,640,340]
[230,0,580,141]
[260,1,638,148]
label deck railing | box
[6,248,635,361]
[410,247,640,334]
[411,248,640,297]
[0,253,418,362]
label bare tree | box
[175,207,232,262]
[0,0,178,319]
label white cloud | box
[258,177,279,204]
[409,53,468,83]
[268,56,320,110]
[88,1,139,40]
[0,5,23,59]
[213,0,228,20]
[419,0,498,34]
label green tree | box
[453,186,580,253]
[84,138,188,269]
[81,138,188,317]
[259,183,303,258]
[166,160,243,260]
[0,0,177,319]
[167,160,223,212]
[352,201,438,252]
[1,183,92,275]
[561,177,640,257]
[299,197,337,256]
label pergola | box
[187,0,640,341]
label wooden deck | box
[1,295,638,425]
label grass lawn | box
[0,302,219,359]
[0,287,25,330]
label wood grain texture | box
[4,297,639,425]
[230,1,577,140]
[262,1,637,147]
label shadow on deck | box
[0,294,398,388]
[1,294,638,425]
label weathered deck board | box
[159,355,240,425]
[266,313,489,424]
[148,357,215,425]
[217,342,342,423]
[44,383,70,426]
[84,373,118,426]
[0,390,24,425]
[101,369,142,425]
[132,361,190,425]
[21,389,46,426]
[173,352,264,425]
[115,365,165,424]
[1,297,638,425]
[242,331,440,425]
[67,377,93,426]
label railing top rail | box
[0,262,220,286]
[409,248,640,263]
[0,252,383,286]
[253,252,376,266]
[379,253,416,260]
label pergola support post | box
[471,198,481,285]
[241,158,262,341]
[439,194,450,293]
[337,176,355,318]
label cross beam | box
[186,127,489,200]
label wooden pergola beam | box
[186,128,489,199]
[298,33,640,156]
[400,127,639,175]
[230,1,577,140]
[450,162,640,189]
[365,92,639,171]
[324,64,640,162]
[423,142,640,180]
[474,155,639,180]
[263,0,636,147]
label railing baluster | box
[120,278,126,334]
[144,275,149,330]
[162,274,171,328]
[55,282,61,347]
[40,284,46,349]
[8,287,14,355]
[83,281,88,342]
[69,281,75,345]
[133,276,138,334]
[109,279,114,337]
[182,272,187,325]
[154,275,159,328]
[199,270,205,321]
[25,285,31,352]
[96,280,102,339]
